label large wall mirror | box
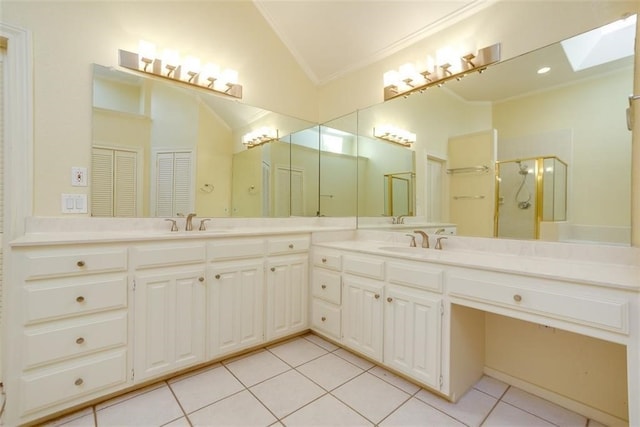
[92,64,319,218]
[356,15,636,246]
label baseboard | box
[484,367,628,427]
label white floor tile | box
[188,390,277,427]
[268,337,328,367]
[55,413,95,427]
[333,347,376,370]
[224,349,290,387]
[415,387,497,427]
[380,397,466,427]
[483,402,556,427]
[42,407,94,427]
[162,417,191,427]
[297,353,364,390]
[369,365,421,394]
[282,394,373,426]
[169,364,245,413]
[587,419,608,427]
[250,369,325,418]
[502,387,588,426]
[473,375,509,398]
[95,382,165,411]
[304,333,340,351]
[332,372,410,424]
[96,385,184,426]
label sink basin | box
[378,246,426,254]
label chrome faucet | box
[185,213,197,231]
[413,230,429,248]
[405,234,417,247]
[435,236,448,250]
[394,215,409,224]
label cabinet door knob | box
[76,260,85,267]
[215,274,221,279]
[288,244,294,249]
[198,277,205,282]
[321,316,326,322]
[321,257,327,263]
[74,378,84,386]
[321,284,327,289]
[375,294,380,299]
[513,294,522,302]
[76,296,85,303]
[387,297,393,302]
[271,267,276,272]
[76,337,85,345]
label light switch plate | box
[71,167,88,187]
[61,194,88,213]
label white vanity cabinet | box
[10,244,130,423]
[384,260,445,390]
[341,255,386,362]
[265,235,310,341]
[207,238,266,358]
[131,242,207,382]
[310,248,343,340]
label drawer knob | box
[387,297,393,302]
[215,274,221,279]
[76,296,85,303]
[76,337,85,345]
[321,316,326,322]
[74,378,84,386]
[375,294,380,299]
[198,277,205,282]
[322,258,327,263]
[271,267,276,272]
[288,244,294,249]
[76,260,85,267]
[321,284,327,289]
[513,294,522,302]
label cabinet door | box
[384,285,442,389]
[342,276,384,362]
[208,260,264,358]
[265,255,308,341]
[134,266,206,381]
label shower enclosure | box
[495,156,567,240]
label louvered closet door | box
[114,150,137,217]
[155,151,194,217]
[91,148,115,217]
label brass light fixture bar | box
[242,127,279,148]
[373,125,416,147]
[118,47,243,99]
[383,43,501,101]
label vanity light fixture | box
[242,127,278,148]
[373,125,416,147]
[383,43,501,101]
[118,40,243,99]
[537,66,551,74]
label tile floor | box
[45,334,604,427]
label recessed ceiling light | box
[537,66,551,74]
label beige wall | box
[2,1,318,216]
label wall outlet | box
[71,167,88,187]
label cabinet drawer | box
[312,269,341,304]
[267,235,310,255]
[387,261,443,293]
[19,247,127,280]
[23,313,127,369]
[312,250,342,271]
[23,273,128,324]
[311,299,341,339]
[448,271,629,333]
[20,349,127,415]
[343,255,384,280]
[131,242,206,269]
[208,238,265,261]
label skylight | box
[560,14,636,72]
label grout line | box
[165,380,193,427]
